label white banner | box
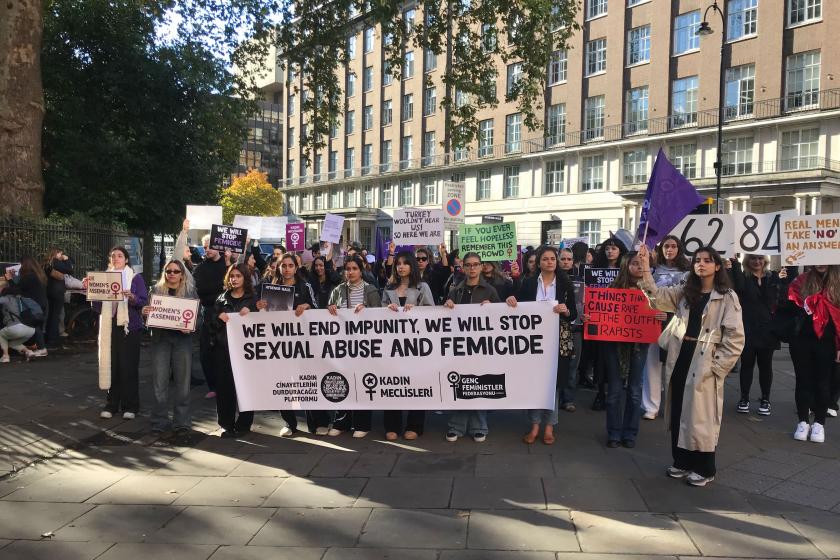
[321,213,345,244]
[443,181,466,230]
[86,271,123,302]
[669,211,797,257]
[261,216,288,240]
[146,295,200,332]
[732,210,796,256]
[226,302,559,411]
[781,213,840,266]
[392,208,445,245]
[233,215,264,239]
[668,214,734,257]
[186,205,223,230]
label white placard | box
[186,205,223,230]
[392,208,445,245]
[443,181,466,230]
[233,215,263,239]
[732,210,796,256]
[560,236,589,249]
[668,214,735,257]
[781,213,840,266]
[146,295,200,332]
[320,213,345,244]
[86,271,124,302]
[226,302,559,411]
[261,216,288,240]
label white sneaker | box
[0,355,9,363]
[327,428,343,437]
[793,421,810,441]
[828,409,838,418]
[809,422,825,443]
[100,410,113,419]
[686,472,715,487]
[642,411,657,420]
[32,349,48,357]
[314,427,330,436]
[279,426,293,437]
[352,430,368,438]
[122,412,136,420]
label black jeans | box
[45,295,64,346]
[670,340,716,478]
[739,343,774,400]
[384,411,425,435]
[333,411,372,432]
[790,330,834,424]
[104,318,141,414]
[213,344,253,432]
[198,305,217,391]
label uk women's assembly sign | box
[226,302,559,411]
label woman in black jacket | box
[309,256,341,309]
[44,248,74,348]
[506,245,577,445]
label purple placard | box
[286,223,306,251]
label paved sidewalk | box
[0,341,839,559]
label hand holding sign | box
[86,272,124,302]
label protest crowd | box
[3,157,840,489]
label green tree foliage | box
[220,170,283,224]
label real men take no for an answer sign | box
[459,223,517,261]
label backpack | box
[17,297,44,327]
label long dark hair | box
[655,235,690,271]
[535,245,573,299]
[611,251,642,289]
[682,246,731,306]
[224,262,254,295]
[593,237,627,268]
[19,255,47,286]
[343,254,367,281]
[388,251,420,288]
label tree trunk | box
[0,0,45,216]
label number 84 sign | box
[669,210,797,256]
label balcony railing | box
[282,88,840,188]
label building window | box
[344,147,355,178]
[380,140,392,172]
[451,171,465,182]
[584,96,605,141]
[623,149,648,184]
[781,128,819,170]
[477,169,492,200]
[481,23,497,52]
[362,144,373,175]
[545,160,565,194]
[728,0,758,40]
[585,38,607,76]
[547,103,566,147]
[346,73,356,97]
[424,48,437,72]
[314,191,324,210]
[672,76,699,127]
[330,189,341,209]
[786,51,821,110]
[346,187,356,208]
[402,93,413,121]
[582,154,604,191]
[400,136,413,170]
[788,0,821,26]
[721,136,753,175]
[673,11,700,55]
[383,61,393,86]
[627,0,647,5]
[587,0,607,19]
[505,113,522,154]
[725,64,755,119]
[626,25,650,66]
[404,51,415,79]
[404,8,416,29]
[421,178,437,205]
[287,159,294,181]
[579,220,602,245]
[625,86,649,134]
[506,62,523,96]
[670,143,697,179]
[362,185,374,207]
[400,179,414,206]
[422,131,436,167]
[313,154,323,182]
[287,127,295,148]
[503,166,520,198]
[288,94,295,115]
[330,121,338,139]
[548,50,567,85]
[382,99,393,125]
[363,105,373,130]
[479,119,494,157]
[454,125,468,162]
[380,183,394,207]
[345,110,355,134]
[348,36,357,59]
[364,27,374,52]
[455,88,468,108]
[363,66,373,92]
[328,150,337,179]
[424,87,437,116]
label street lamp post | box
[697,1,726,213]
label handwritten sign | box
[321,213,345,244]
[286,223,306,251]
[583,267,619,288]
[584,287,661,343]
[209,224,248,253]
[459,223,517,262]
[443,181,466,230]
[261,283,295,312]
[781,213,840,266]
[146,295,200,332]
[86,271,124,302]
[392,209,445,244]
[186,205,223,230]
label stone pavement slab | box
[475,453,555,477]
[250,508,370,547]
[347,454,398,477]
[439,552,557,560]
[764,480,840,511]
[87,474,203,505]
[633,476,755,512]
[144,505,275,545]
[556,555,677,560]
[173,476,282,507]
[391,454,476,477]
[355,477,452,508]
[0,541,112,560]
[227,453,322,477]
[358,509,468,549]
[553,451,645,478]
[54,504,182,542]
[309,452,357,477]
[451,477,545,509]
[209,545,325,560]
[715,468,784,494]
[0,501,93,539]
[262,476,367,508]
[95,542,217,560]
[784,512,840,558]
[677,513,825,558]
[153,450,248,477]
[571,511,698,555]
[466,509,578,551]
[544,477,647,511]
[789,460,840,491]
[1,468,125,503]
[322,548,439,560]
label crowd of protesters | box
[2,217,840,489]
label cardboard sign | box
[321,213,345,244]
[561,236,589,249]
[583,267,619,288]
[584,287,661,343]
[459,223,517,262]
[668,214,734,257]
[443,181,466,230]
[209,224,248,253]
[392,208,445,245]
[261,216,288,240]
[652,269,686,287]
[86,271,124,302]
[732,210,796,256]
[781,213,840,266]
[233,215,263,239]
[286,223,306,251]
[261,283,295,311]
[186,205,223,230]
[145,295,200,332]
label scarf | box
[804,292,840,348]
[97,267,134,390]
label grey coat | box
[381,282,435,307]
[328,281,382,308]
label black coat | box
[193,257,228,307]
[731,263,781,349]
[516,273,578,324]
[209,290,257,348]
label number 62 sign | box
[668,210,796,257]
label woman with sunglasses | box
[415,245,449,304]
[381,251,435,440]
[143,259,197,436]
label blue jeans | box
[151,330,193,431]
[447,411,488,436]
[605,343,647,443]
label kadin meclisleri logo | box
[320,372,349,403]
[447,371,507,400]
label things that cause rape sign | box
[583,287,661,343]
[226,302,559,411]
[146,295,200,332]
[459,223,517,261]
[781,213,840,266]
[86,271,123,302]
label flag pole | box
[641,221,650,248]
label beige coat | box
[640,279,745,452]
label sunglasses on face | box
[165,269,182,275]
[416,256,428,262]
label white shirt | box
[537,274,557,302]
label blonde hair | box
[153,259,194,298]
[801,265,840,306]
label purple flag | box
[636,148,704,249]
[375,227,388,261]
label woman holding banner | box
[143,258,197,437]
[327,254,382,438]
[209,263,256,438]
[506,246,576,445]
[381,251,435,440]
[782,265,840,444]
[637,244,744,487]
[310,256,341,309]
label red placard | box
[583,287,661,343]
